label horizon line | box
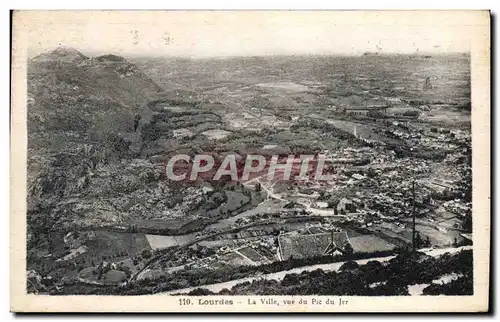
[30,46,470,60]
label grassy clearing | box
[81,231,151,264]
[238,246,267,263]
[221,252,254,267]
[348,235,397,253]
[145,233,197,249]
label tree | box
[133,114,141,131]
[463,212,472,232]
[380,275,409,295]
[188,288,215,295]
[282,273,300,286]
[424,236,431,247]
[339,261,359,272]
[422,276,472,295]
[343,243,354,257]
[142,249,152,259]
[415,232,423,249]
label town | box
[26,48,472,296]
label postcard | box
[10,10,490,312]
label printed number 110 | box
[179,298,191,305]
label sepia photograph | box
[10,10,490,312]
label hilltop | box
[28,47,161,139]
[31,46,89,64]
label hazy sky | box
[17,11,487,58]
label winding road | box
[161,245,472,295]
